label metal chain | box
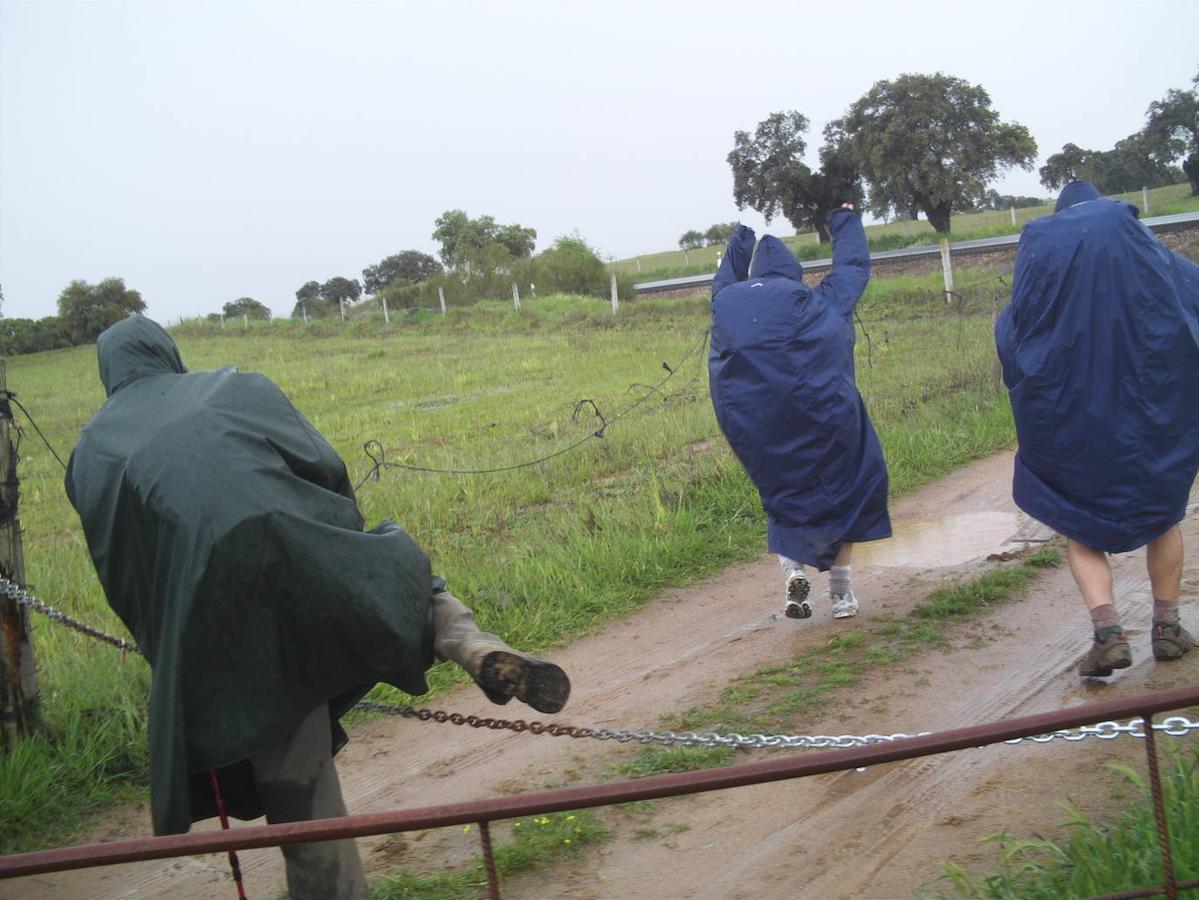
[353,702,1199,750]
[0,574,142,656]
[5,576,1197,751]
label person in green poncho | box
[66,315,571,900]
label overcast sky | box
[1,1,1196,322]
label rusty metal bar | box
[1088,877,1199,900]
[1,683,1197,880]
[1141,713,1179,900]
[479,821,500,900]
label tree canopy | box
[704,222,739,246]
[222,297,271,320]
[1143,69,1199,195]
[57,277,147,344]
[1039,135,1182,194]
[432,210,537,280]
[727,111,861,243]
[679,230,705,250]
[831,72,1036,233]
[361,251,443,294]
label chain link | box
[353,701,1199,750]
[0,574,142,656]
[6,577,1198,752]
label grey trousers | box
[250,704,370,900]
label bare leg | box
[834,543,854,566]
[1067,539,1131,676]
[1146,526,1182,604]
[1066,539,1115,611]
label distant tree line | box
[1041,71,1196,195]
[678,222,739,250]
[1,277,146,356]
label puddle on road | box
[854,511,1027,568]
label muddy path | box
[9,451,1199,900]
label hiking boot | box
[469,646,572,714]
[1079,627,1132,677]
[831,592,859,620]
[1152,621,1195,661]
[784,571,813,619]
[432,590,571,713]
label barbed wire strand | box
[1,391,69,471]
[354,326,712,488]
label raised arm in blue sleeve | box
[812,208,870,316]
[712,225,756,299]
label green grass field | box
[614,182,1199,283]
[2,269,1015,852]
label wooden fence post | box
[1142,186,1150,215]
[939,239,954,304]
[512,283,521,312]
[1010,206,1016,227]
[382,297,390,325]
[302,304,308,324]
[610,273,619,316]
[438,286,447,315]
[339,299,346,322]
[0,362,38,748]
[243,314,248,330]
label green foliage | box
[610,746,734,778]
[221,297,270,320]
[834,72,1037,232]
[1040,137,1182,194]
[372,811,608,900]
[0,316,71,356]
[524,234,611,297]
[1143,68,1199,195]
[704,222,739,246]
[431,209,537,280]
[292,280,322,319]
[679,229,705,250]
[975,190,1048,211]
[55,277,147,344]
[937,747,1199,898]
[913,549,1061,620]
[362,251,443,295]
[728,110,861,243]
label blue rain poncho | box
[709,210,891,570]
[996,184,1199,552]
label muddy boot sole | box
[478,651,571,714]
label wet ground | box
[9,450,1199,900]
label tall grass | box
[1,272,1015,851]
[938,747,1199,898]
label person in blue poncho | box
[996,181,1199,677]
[710,204,892,621]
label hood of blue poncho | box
[749,235,804,281]
[1055,181,1101,213]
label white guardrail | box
[633,210,1199,295]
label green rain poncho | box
[66,316,434,835]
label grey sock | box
[829,565,851,596]
[1153,598,1180,625]
[778,555,804,579]
[1089,603,1121,631]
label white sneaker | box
[831,592,859,619]
[784,572,813,619]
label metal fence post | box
[1142,713,1178,899]
[479,821,500,899]
[0,363,37,748]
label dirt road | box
[9,451,1198,900]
